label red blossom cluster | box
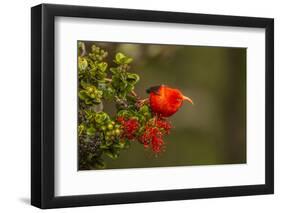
[139,117,171,153]
[155,118,172,134]
[117,116,139,140]
[117,116,172,154]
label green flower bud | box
[101,126,106,131]
[107,124,113,130]
[115,129,121,136]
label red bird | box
[147,85,193,117]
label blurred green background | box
[81,41,246,169]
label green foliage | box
[78,42,149,170]
[114,52,133,64]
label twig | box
[104,78,112,82]
[136,98,149,108]
[131,90,137,97]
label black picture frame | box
[31,3,274,209]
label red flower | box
[117,116,172,154]
[139,117,171,153]
[117,116,139,140]
[155,117,171,134]
[151,135,164,153]
[116,116,125,123]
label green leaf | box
[78,124,85,136]
[113,141,126,149]
[140,105,149,113]
[98,62,108,72]
[86,127,96,136]
[94,112,109,124]
[127,73,140,84]
[125,84,134,93]
[94,159,106,169]
[114,52,133,64]
[85,99,93,105]
[123,57,133,64]
[95,71,107,80]
[111,75,123,89]
[78,42,86,56]
[104,149,119,159]
[109,67,118,74]
[80,80,89,89]
[117,109,133,118]
[84,110,94,120]
[115,52,126,64]
[137,115,145,123]
[102,86,115,100]
[78,90,88,100]
[78,57,88,71]
[100,144,108,150]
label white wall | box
[0,0,279,212]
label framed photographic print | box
[31,3,274,209]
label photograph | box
[77,41,246,170]
[30,3,274,209]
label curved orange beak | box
[182,95,194,105]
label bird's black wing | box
[146,85,161,95]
